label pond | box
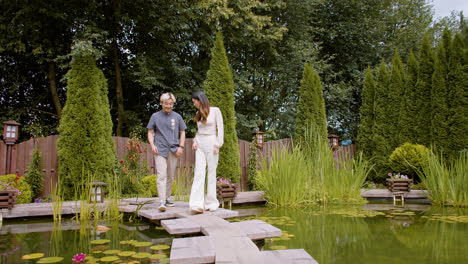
[1,202,467,263]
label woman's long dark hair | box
[192,91,210,124]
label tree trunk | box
[112,37,125,137]
[47,61,62,120]
[111,0,126,137]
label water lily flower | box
[72,253,86,262]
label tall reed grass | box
[256,145,312,206]
[419,151,468,207]
[257,124,371,206]
[173,167,193,202]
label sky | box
[432,0,468,18]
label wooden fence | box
[0,136,355,196]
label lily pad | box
[159,258,170,263]
[91,239,111,245]
[132,252,151,259]
[150,253,167,259]
[22,253,44,259]
[120,240,138,245]
[155,226,165,230]
[100,256,120,262]
[133,241,153,247]
[270,245,288,250]
[37,257,64,263]
[92,250,103,254]
[150,245,170,250]
[118,251,136,257]
[103,249,121,255]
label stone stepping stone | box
[161,218,202,235]
[261,249,319,264]
[214,236,263,264]
[174,207,239,219]
[170,236,215,264]
[230,220,282,240]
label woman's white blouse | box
[194,107,224,148]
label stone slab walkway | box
[164,214,317,264]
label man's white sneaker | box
[165,200,175,207]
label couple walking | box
[147,91,224,213]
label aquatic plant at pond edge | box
[419,151,468,207]
[256,145,312,206]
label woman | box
[189,91,224,213]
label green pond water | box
[1,202,467,263]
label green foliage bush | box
[141,174,158,197]
[25,147,43,201]
[389,142,430,182]
[0,174,32,204]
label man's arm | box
[148,129,158,155]
[175,130,186,158]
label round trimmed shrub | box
[389,143,430,182]
[141,174,158,197]
[0,174,32,204]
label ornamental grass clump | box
[256,145,312,206]
[257,124,371,206]
[419,151,468,207]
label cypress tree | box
[357,66,376,159]
[388,50,405,149]
[415,33,434,146]
[295,63,327,143]
[399,51,419,144]
[314,70,328,140]
[447,33,468,158]
[372,60,391,181]
[431,29,451,153]
[204,31,241,183]
[57,42,116,199]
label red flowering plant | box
[117,133,149,196]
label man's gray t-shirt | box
[147,110,187,157]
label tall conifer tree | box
[204,31,241,183]
[399,51,419,144]
[388,50,405,149]
[431,29,451,153]
[295,63,327,142]
[57,42,116,199]
[357,66,376,159]
[447,33,468,158]
[415,33,434,146]
[372,60,391,181]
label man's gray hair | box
[160,92,176,104]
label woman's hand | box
[192,141,198,150]
[213,146,219,155]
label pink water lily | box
[72,253,86,263]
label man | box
[147,93,187,212]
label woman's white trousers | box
[189,135,219,210]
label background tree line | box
[0,0,465,143]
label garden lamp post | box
[327,134,339,150]
[252,130,265,149]
[3,120,21,174]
